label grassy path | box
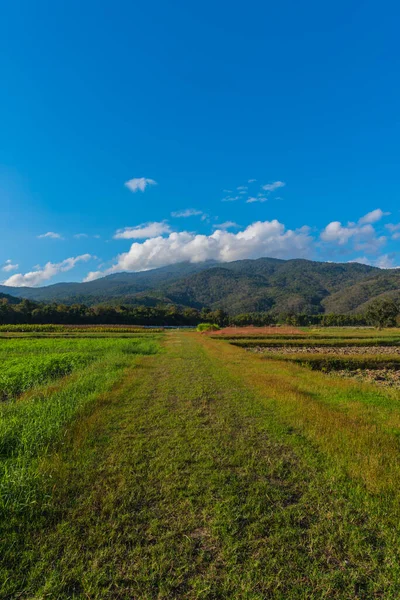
[2,333,400,598]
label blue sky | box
[1,0,399,286]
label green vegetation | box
[196,322,220,331]
[366,298,400,328]
[257,352,400,372]
[2,327,400,597]
[0,323,164,333]
[0,353,92,400]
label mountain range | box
[1,258,399,315]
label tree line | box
[0,297,399,328]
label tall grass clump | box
[197,323,220,332]
[0,336,160,520]
[0,353,93,400]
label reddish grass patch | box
[209,325,303,336]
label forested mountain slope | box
[1,257,397,314]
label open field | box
[1,328,400,597]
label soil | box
[335,369,400,389]
[210,326,303,336]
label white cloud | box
[262,181,285,192]
[386,223,400,239]
[248,179,257,183]
[358,208,390,225]
[84,220,313,281]
[124,177,157,193]
[37,231,63,239]
[237,186,248,191]
[2,259,19,272]
[375,254,398,269]
[223,189,232,193]
[221,195,240,202]
[351,254,398,269]
[247,196,267,203]
[321,222,384,250]
[386,222,400,232]
[113,221,171,240]
[212,221,240,230]
[171,209,203,218]
[320,217,386,254]
[74,233,89,239]
[2,254,92,287]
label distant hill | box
[322,269,400,313]
[1,257,398,314]
[137,258,380,314]
[0,262,217,305]
[0,291,22,305]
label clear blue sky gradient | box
[1,0,399,284]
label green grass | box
[2,330,400,597]
[0,336,160,523]
[0,324,164,333]
[0,353,94,400]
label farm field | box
[1,327,400,597]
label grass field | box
[1,328,400,597]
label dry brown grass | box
[198,333,400,494]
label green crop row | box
[0,338,161,401]
[259,352,400,372]
[0,353,92,400]
[0,324,164,333]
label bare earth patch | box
[210,325,303,336]
[334,369,400,389]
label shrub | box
[196,323,220,332]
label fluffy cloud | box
[262,181,285,192]
[113,221,171,239]
[248,179,257,183]
[1,260,19,272]
[171,209,203,218]
[37,231,63,239]
[358,208,390,225]
[84,220,313,281]
[2,254,93,287]
[320,209,388,253]
[124,178,157,193]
